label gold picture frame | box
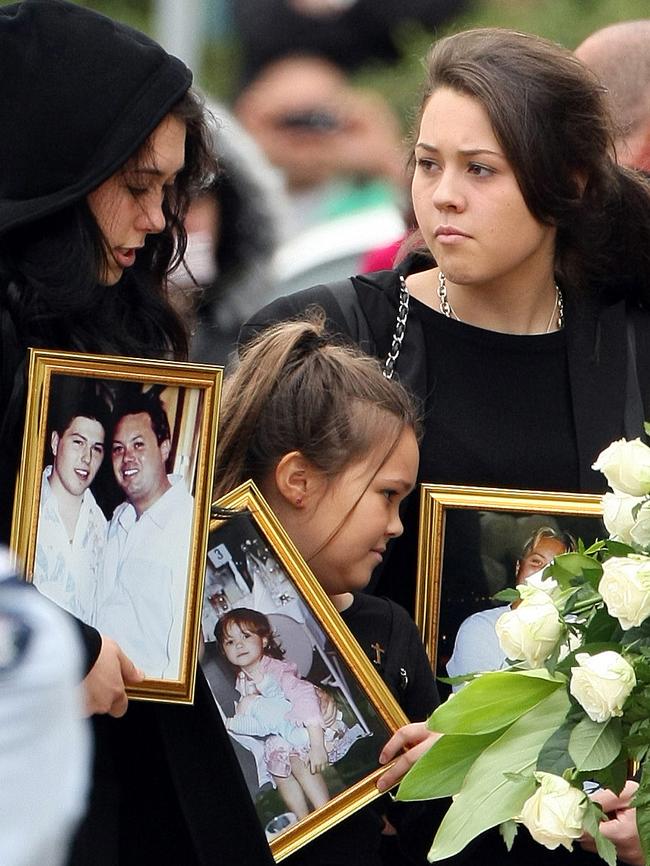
[11,348,222,703]
[202,481,409,861]
[415,484,604,683]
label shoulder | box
[345,593,421,642]
[456,606,507,637]
[239,267,405,348]
[108,500,131,527]
[270,656,301,683]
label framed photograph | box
[414,484,604,692]
[202,481,409,861]
[11,348,222,703]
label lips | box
[434,225,470,238]
[113,247,138,269]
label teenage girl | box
[0,2,273,863]
[214,315,439,865]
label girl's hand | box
[306,723,329,773]
[308,742,329,774]
[579,782,644,866]
[376,722,440,792]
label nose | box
[431,166,465,212]
[135,193,166,235]
[80,446,90,465]
[386,506,404,540]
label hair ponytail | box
[213,312,420,500]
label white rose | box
[599,556,650,629]
[601,492,641,543]
[630,500,650,548]
[592,438,650,496]
[569,650,636,722]
[495,587,564,668]
[518,772,587,851]
[524,566,558,593]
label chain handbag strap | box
[383,275,409,380]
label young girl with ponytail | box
[214,314,439,865]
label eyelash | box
[126,184,149,197]
[415,158,495,178]
[467,163,494,177]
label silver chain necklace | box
[383,274,409,380]
[437,271,564,332]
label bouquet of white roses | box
[397,437,650,865]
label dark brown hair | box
[213,313,421,501]
[0,89,216,362]
[402,28,650,303]
[215,608,284,661]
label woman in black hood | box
[0,2,274,864]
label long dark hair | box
[0,88,215,360]
[404,28,650,305]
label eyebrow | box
[112,433,144,446]
[383,478,416,495]
[127,165,184,181]
[69,431,104,446]
[415,143,503,158]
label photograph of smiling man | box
[34,380,111,621]
[94,386,195,680]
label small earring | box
[295,495,303,506]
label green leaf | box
[427,668,564,735]
[397,727,506,801]
[584,607,622,644]
[427,688,570,861]
[579,753,627,795]
[493,588,520,603]
[499,819,518,852]
[582,800,617,866]
[602,539,636,559]
[568,717,622,771]
[537,711,579,775]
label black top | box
[379,297,580,617]
[415,298,579,491]
[341,593,438,720]
[288,593,439,866]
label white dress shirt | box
[33,466,106,623]
[95,475,194,679]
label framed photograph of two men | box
[204,481,409,861]
[10,348,222,703]
[415,484,604,695]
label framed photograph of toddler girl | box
[203,480,409,861]
[414,484,604,695]
[10,348,222,703]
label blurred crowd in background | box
[12,0,635,367]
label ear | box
[274,451,323,510]
[160,438,171,462]
[51,430,60,457]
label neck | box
[48,472,83,538]
[133,476,172,518]
[410,265,562,335]
[330,592,354,612]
